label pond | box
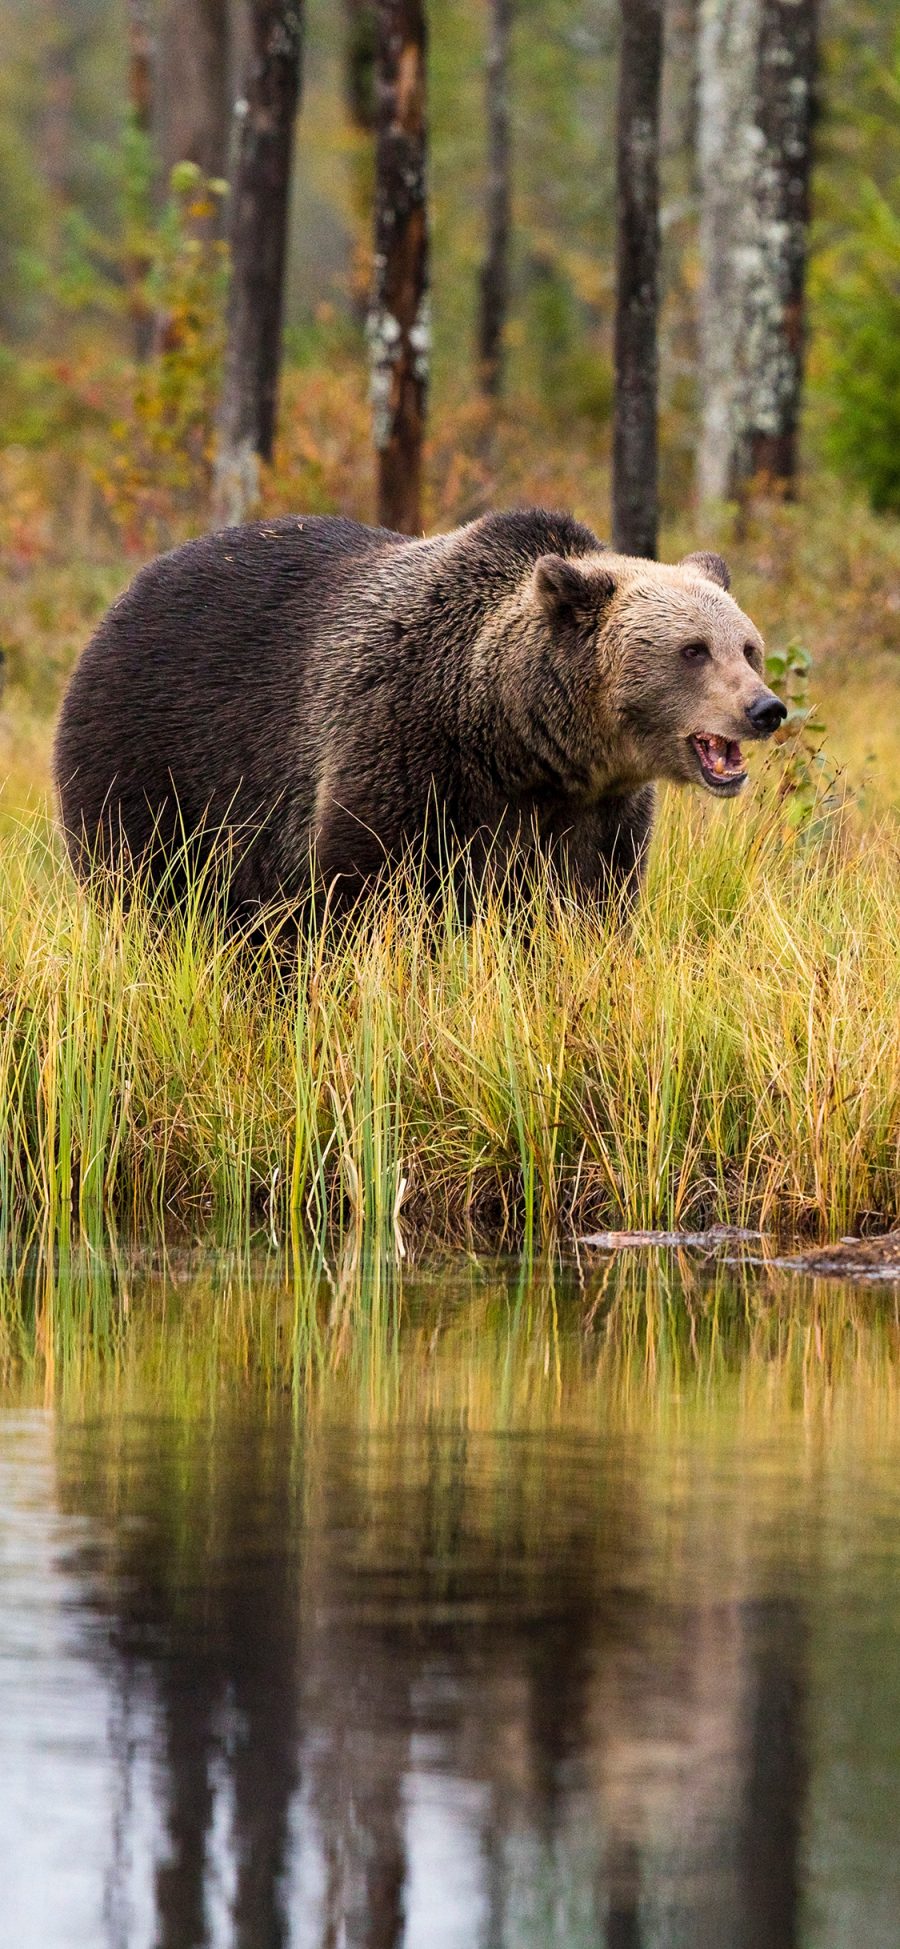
[0,1244,898,1948]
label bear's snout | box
[745,691,788,736]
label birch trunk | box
[744,0,819,488]
[612,0,664,559]
[369,0,430,535]
[213,2,304,526]
[698,0,819,503]
[477,0,512,399]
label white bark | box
[697,0,762,503]
[698,0,818,502]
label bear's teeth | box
[714,754,726,774]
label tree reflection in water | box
[58,1404,808,1949]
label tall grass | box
[1,769,899,1249]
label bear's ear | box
[679,550,731,591]
[534,554,617,628]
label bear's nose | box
[746,691,788,735]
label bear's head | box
[530,548,785,798]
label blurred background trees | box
[476,0,511,400]
[213,1,305,525]
[612,0,663,556]
[0,0,896,539]
[369,0,429,532]
[697,0,819,505]
[157,0,231,195]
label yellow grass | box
[2,391,899,1250]
[0,758,898,1247]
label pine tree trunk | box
[369,0,430,535]
[158,0,232,187]
[477,0,512,399]
[698,0,819,503]
[612,0,664,559]
[213,2,304,526]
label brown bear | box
[54,508,784,923]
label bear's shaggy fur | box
[54,508,782,922]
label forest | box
[2,19,900,1943]
[0,0,899,1247]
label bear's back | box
[54,515,402,903]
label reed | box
[1,762,899,1250]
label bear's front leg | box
[563,787,657,916]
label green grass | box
[2,377,900,1254]
[1,763,898,1250]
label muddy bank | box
[580,1226,900,1280]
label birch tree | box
[477,0,512,399]
[369,0,430,534]
[214,2,304,526]
[698,0,819,502]
[612,0,664,559]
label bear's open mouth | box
[690,733,748,793]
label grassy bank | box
[1,768,899,1249]
[2,375,900,1251]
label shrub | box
[821,179,900,513]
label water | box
[1,1245,899,1948]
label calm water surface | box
[0,1246,898,1948]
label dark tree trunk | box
[369,0,430,535]
[343,0,377,131]
[477,0,512,399]
[737,1601,808,1949]
[612,0,664,559]
[125,0,155,362]
[213,1,304,525]
[158,0,232,186]
[744,0,819,492]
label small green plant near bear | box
[765,639,833,832]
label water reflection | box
[0,1245,898,1947]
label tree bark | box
[744,0,819,488]
[369,0,430,535]
[213,2,304,527]
[698,0,819,503]
[158,0,232,187]
[477,0,512,399]
[612,0,664,560]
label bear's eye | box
[743,642,759,667]
[681,640,710,663]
